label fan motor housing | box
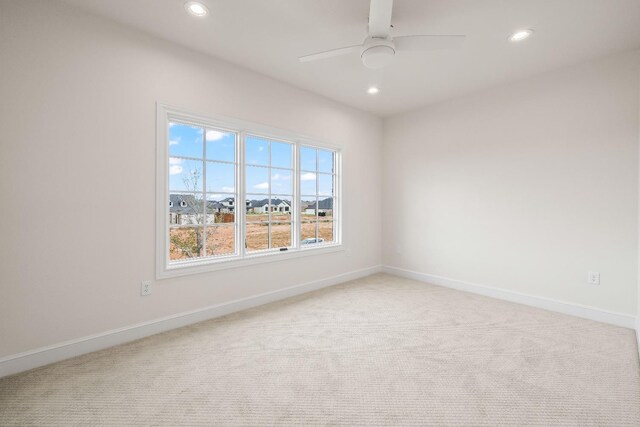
[361,38,395,69]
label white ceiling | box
[61,0,640,117]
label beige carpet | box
[1,273,639,426]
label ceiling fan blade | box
[368,0,394,38]
[394,35,466,51]
[298,45,362,63]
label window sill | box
[157,244,345,279]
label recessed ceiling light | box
[367,87,380,95]
[509,29,533,42]
[185,1,209,17]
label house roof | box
[169,194,199,214]
[318,198,333,209]
[303,198,333,210]
[169,194,228,214]
[249,198,290,208]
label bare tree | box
[170,167,206,258]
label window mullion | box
[316,148,319,241]
[294,143,300,249]
[202,127,207,258]
[239,131,246,259]
[267,140,272,249]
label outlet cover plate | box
[141,280,152,296]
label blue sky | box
[169,122,334,199]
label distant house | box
[169,195,235,225]
[247,198,291,214]
[303,198,333,216]
[301,200,314,212]
[206,201,224,213]
[218,197,235,213]
[169,194,201,225]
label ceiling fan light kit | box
[361,38,395,69]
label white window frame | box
[156,104,343,279]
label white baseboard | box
[0,265,382,378]
[382,266,636,329]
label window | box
[245,135,293,252]
[167,122,238,262]
[300,146,336,246]
[157,105,341,278]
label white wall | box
[0,1,382,358]
[383,50,640,316]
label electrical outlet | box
[141,280,152,296]
[587,272,600,285]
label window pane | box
[170,227,204,260]
[246,195,270,222]
[246,135,269,166]
[301,198,317,221]
[318,149,334,173]
[246,223,269,251]
[301,222,318,245]
[206,195,235,224]
[271,169,292,195]
[300,146,316,171]
[319,221,334,243]
[169,123,203,158]
[169,158,203,192]
[271,196,292,222]
[318,173,333,197]
[271,141,292,169]
[169,193,203,226]
[271,222,291,248]
[206,161,235,193]
[246,165,269,194]
[206,225,235,256]
[300,172,316,195]
[318,197,333,220]
[206,129,235,162]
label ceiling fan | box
[298,0,465,69]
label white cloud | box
[206,130,225,141]
[221,186,235,192]
[301,172,316,181]
[169,165,183,175]
[169,140,179,146]
[169,158,183,165]
[253,182,269,190]
[169,123,176,128]
[258,146,264,151]
[271,173,290,181]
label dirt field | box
[244,220,333,251]
[170,213,334,260]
